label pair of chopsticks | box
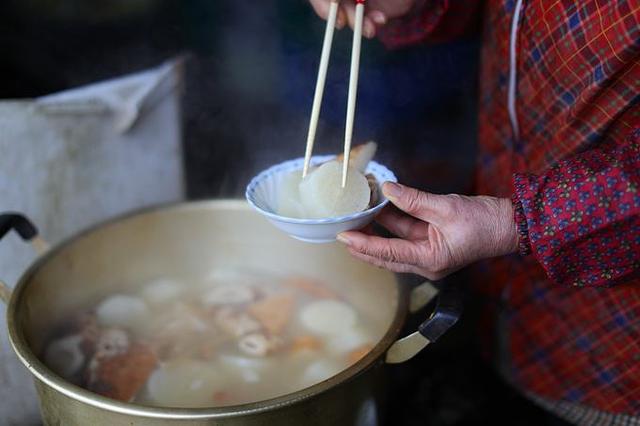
[302,0,366,188]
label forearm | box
[512,127,640,287]
[496,197,519,257]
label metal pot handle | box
[385,281,462,364]
[0,213,49,303]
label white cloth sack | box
[0,58,185,423]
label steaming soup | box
[41,270,383,407]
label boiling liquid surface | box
[41,269,384,408]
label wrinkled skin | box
[308,1,518,279]
[308,0,416,38]
[337,183,519,281]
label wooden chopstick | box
[341,0,365,188]
[302,0,340,179]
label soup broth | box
[40,269,384,408]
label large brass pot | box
[0,201,460,425]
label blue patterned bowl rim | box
[245,155,397,225]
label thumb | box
[382,182,439,221]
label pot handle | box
[0,213,49,303]
[385,281,462,364]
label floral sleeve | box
[377,0,482,49]
[513,125,640,287]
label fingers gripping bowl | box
[246,154,397,243]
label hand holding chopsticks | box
[302,0,367,188]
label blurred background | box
[0,1,566,425]
[0,0,479,197]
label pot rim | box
[6,199,409,419]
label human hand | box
[337,182,519,280]
[308,0,416,39]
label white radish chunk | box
[145,360,229,407]
[219,354,272,384]
[219,354,271,371]
[300,300,357,335]
[299,161,370,218]
[326,326,373,355]
[95,294,150,332]
[44,334,85,378]
[277,170,306,218]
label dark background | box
[0,1,568,425]
[0,0,478,197]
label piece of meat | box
[247,294,294,334]
[238,333,283,357]
[43,313,101,382]
[290,335,322,354]
[75,313,100,350]
[214,307,262,338]
[284,276,338,299]
[93,328,130,359]
[365,174,379,209]
[86,342,158,402]
[335,142,378,173]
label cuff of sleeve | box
[512,180,532,256]
[377,0,448,49]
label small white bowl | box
[246,155,397,243]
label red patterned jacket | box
[380,0,640,423]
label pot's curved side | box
[4,201,408,425]
[35,364,388,426]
